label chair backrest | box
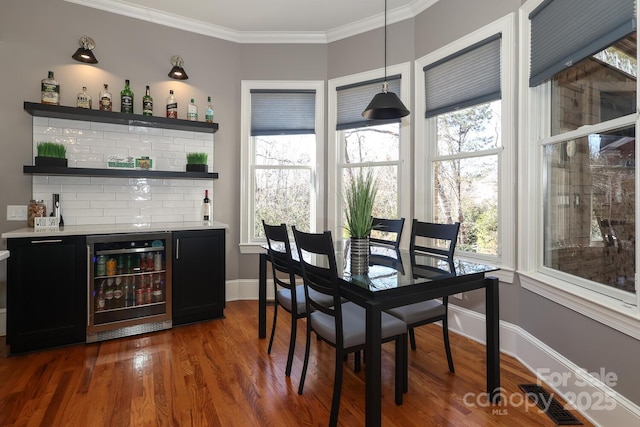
[370,217,405,248]
[262,220,296,290]
[410,219,460,259]
[292,227,343,331]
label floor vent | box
[518,384,583,425]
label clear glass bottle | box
[41,71,60,105]
[120,79,134,113]
[99,84,112,111]
[166,90,177,119]
[187,98,198,121]
[205,96,214,123]
[142,85,153,116]
[76,86,92,109]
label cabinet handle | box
[176,239,180,259]
[86,245,91,327]
[31,239,63,244]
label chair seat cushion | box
[310,302,407,349]
[385,300,445,325]
[277,286,334,315]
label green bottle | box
[120,79,134,113]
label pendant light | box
[362,0,410,120]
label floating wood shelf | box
[23,166,218,180]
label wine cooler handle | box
[86,245,91,326]
[176,239,180,259]
[31,239,63,244]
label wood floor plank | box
[0,300,593,426]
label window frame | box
[519,0,640,338]
[239,80,325,253]
[327,63,412,246]
[414,14,516,283]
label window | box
[240,81,325,252]
[415,15,516,270]
[328,65,411,243]
[520,0,640,328]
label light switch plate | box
[453,293,463,300]
[7,205,28,221]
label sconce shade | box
[72,36,98,64]
[168,55,189,80]
[362,86,410,119]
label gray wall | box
[2,0,639,408]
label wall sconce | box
[72,36,98,64]
[168,55,189,80]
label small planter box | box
[186,164,207,172]
[35,157,68,167]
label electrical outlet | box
[7,205,28,221]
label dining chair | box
[385,219,460,373]
[262,221,333,377]
[292,227,407,427]
[370,216,405,248]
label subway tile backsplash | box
[32,118,215,226]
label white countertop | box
[1,221,228,239]
[0,250,9,261]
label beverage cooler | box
[87,232,172,343]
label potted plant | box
[186,152,208,172]
[35,142,67,167]
[344,169,377,274]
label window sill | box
[519,271,640,340]
[239,243,266,254]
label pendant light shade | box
[362,0,410,120]
[362,82,409,119]
[72,36,98,64]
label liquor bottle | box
[76,86,92,109]
[187,98,198,121]
[99,84,112,111]
[166,90,177,118]
[205,96,214,123]
[41,71,60,105]
[96,281,106,311]
[202,189,211,221]
[142,85,153,116]
[120,79,134,113]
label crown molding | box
[65,0,440,44]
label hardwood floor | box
[0,300,592,426]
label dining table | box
[258,243,501,427]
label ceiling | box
[65,0,440,44]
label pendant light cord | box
[384,0,388,81]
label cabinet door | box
[172,230,225,325]
[7,236,87,354]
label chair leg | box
[394,336,404,405]
[442,317,455,373]
[353,350,361,373]
[402,333,409,393]
[267,302,278,354]
[298,322,312,395]
[329,349,345,427]
[285,313,296,376]
[409,327,417,350]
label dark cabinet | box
[172,229,225,325]
[6,236,87,354]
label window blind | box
[250,90,316,136]
[336,75,401,130]
[529,0,636,87]
[424,34,501,118]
